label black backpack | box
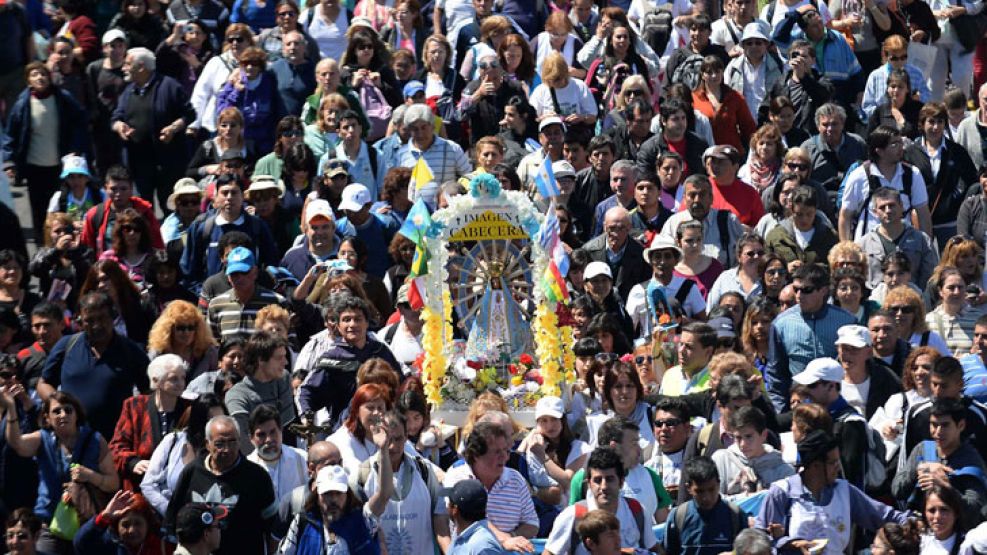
[858,160,914,235]
[670,53,704,91]
[641,4,674,59]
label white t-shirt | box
[437,0,474,34]
[794,227,815,250]
[626,277,707,336]
[842,376,871,417]
[920,533,958,555]
[645,449,684,492]
[304,5,349,60]
[328,426,379,478]
[544,497,658,555]
[623,464,664,519]
[839,162,929,240]
[247,445,309,506]
[364,456,446,555]
[529,80,598,118]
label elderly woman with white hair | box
[109,353,191,490]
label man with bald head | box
[658,174,746,267]
[271,30,316,116]
[275,441,342,536]
[582,205,651,301]
[165,416,278,555]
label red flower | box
[466,359,484,370]
[525,370,543,385]
[509,364,519,375]
[519,353,534,366]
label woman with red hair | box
[328,382,393,476]
[73,489,163,555]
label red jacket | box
[65,16,99,64]
[109,394,189,491]
[80,197,165,254]
[692,87,757,154]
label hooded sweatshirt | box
[712,443,795,497]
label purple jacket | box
[216,70,286,153]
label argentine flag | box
[533,155,560,199]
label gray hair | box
[147,354,189,386]
[205,415,239,441]
[733,529,773,555]
[127,47,156,72]
[604,205,631,226]
[610,159,639,180]
[404,104,433,127]
[391,104,408,128]
[814,103,846,126]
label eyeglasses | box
[478,60,500,70]
[793,285,817,295]
[786,162,810,171]
[625,89,645,97]
[654,418,683,428]
[888,304,915,314]
[227,35,245,43]
[634,355,653,364]
[175,324,197,332]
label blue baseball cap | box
[403,80,425,98]
[226,247,256,275]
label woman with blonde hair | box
[530,51,598,127]
[530,11,584,79]
[414,34,458,103]
[459,16,513,81]
[827,240,869,276]
[187,107,250,179]
[601,75,651,132]
[459,391,522,446]
[147,300,218,381]
[739,124,785,193]
[303,92,349,159]
[190,23,255,135]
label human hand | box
[528,432,547,460]
[369,72,381,86]
[70,464,93,483]
[3,167,15,184]
[115,122,135,141]
[502,536,534,553]
[881,421,900,440]
[767,522,785,539]
[55,232,75,251]
[101,490,135,520]
[159,124,179,144]
[133,460,151,475]
[911,30,927,41]
[371,422,389,449]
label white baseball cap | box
[583,261,612,281]
[535,396,564,419]
[306,199,335,225]
[793,357,845,385]
[315,465,350,495]
[835,325,871,348]
[338,184,372,212]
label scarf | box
[748,158,779,192]
[31,88,53,99]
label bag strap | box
[921,330,931,346]
[625,497,647,548]
[675,278,695,306]
[717,210,730,263]
[549,85,563,115]
[570,500,589,551]
[673,502,689,536]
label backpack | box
[353,455,443,512]
[640,4,674,58]
[836,411,887,490]
[569,499,646,552]
[670,53,704,91]
[359,82,392,142]
[585,60,633,115]
[836,160,914,236]
[672,499,744,539]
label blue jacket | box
[74,515,163,555]
[179,210,279,290]
[111,73,195,166]
[2,87,89,168]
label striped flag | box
[533,155,560,199]
[410,156,434,191]
[536,203,569,302]
[407,275,429,310]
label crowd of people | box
[7,0,987,552]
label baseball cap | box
[403,80,425,98]
[59,154,92,180]
[306,199,335,225]
[443,479,487,515]
[552,160,576,180]
[538,115,566,132]
[643,234,682,262]
[708,317,736,339]
[583,261,612,281]
[396,282,411,306]
[176,503,228,537]
[322,158,349,178]
[102,28,128,45]
[338,184,372,212]
[535,396,564,419]
[166,178,202,211]
[793,357,844,385]
[315,465,350,495]
[702,145,743,165]
[225,247,256,275]
[835,325,871,348]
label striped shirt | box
[206,286,287,339]
[926,305,985,357]
[443,463,538,536]
[396,137,472,187]
[766,303,857,412]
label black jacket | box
[636,131,708,178]
[760,68,834,134]
[3,86,90,168]
[580,234,652,302]
[909,137,978,227]
[861,360,903,420]
[461,79,526,143]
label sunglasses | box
[625,89,645,97]
[654,418,682,428]
[887,54,907,62]
[478,60,500,70]
[281,130,302,138]
[744,250,765,258]
[121,225,140,233]
[887,304,915,314]
[595,352,619,363]
[175,324,197,332]
[277,10,297,16]
[634,355,653,364]
[786,162,810,171]
[357,44,374,51]
[178,198,200,207]
[227,35,245,43]
[793,285,817,295]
